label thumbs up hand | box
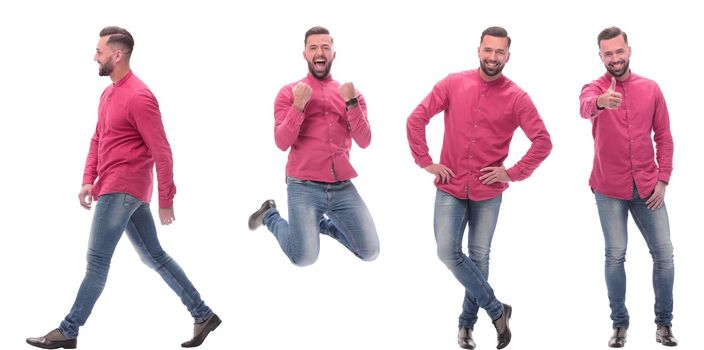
[597,77,623,110]
[608,76,617,91]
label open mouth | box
[313,58,327,70]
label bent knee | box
[651,243,674,264]
[290,252,318,267]
[359,246,380,262]
[437,249,464,267]
[605,248,627,265]
[138,250,171,270]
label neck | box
[479,69,502,82]
[110,65,131,83]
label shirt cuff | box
[590,97,605,118]
[658,172,671,184]
[506,166,524,182]
[291,108,305,125]
[82,176,95,186]
[159,197,174,209]
[417,156,433,169]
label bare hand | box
[292,82,313,112]
[424,163,455,184]
[645,181,667,210]
[338,82,356,102]
[597,77,622,109]
[159,207,176,225]
[78,184,93,209]
[479,166,510,185]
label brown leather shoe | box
[609,327,627,348]
[458,327,476,349]
[248,200,276,230]
[656,325,678,347]
[492,303,512,349]
[26,329,77,349]
[181,313,221,348]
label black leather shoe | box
[458,327,476,349]
[248,200,276,230]
[26,329,77,349]
[609,327,627,348]
[656,325,678,347]
[182,313,221,348]
[492,303,512,349]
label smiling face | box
[94,36,116,76]
[599,35,631,79]
[304,34,335,80]
[477,35,510,81]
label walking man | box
[26,26,220,349]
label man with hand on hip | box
[407,26,552,349]
[579,26,677,348]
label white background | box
[1,0,702,349]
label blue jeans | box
[263,177,379,266]
[594,188,675,328]
[59,193,212,338]
[434,189,504,327]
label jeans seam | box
[128,211,199,310]
[326,210,361,256]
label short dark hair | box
[99,26,134,57]
[480,26,511,47]
[597,26,628,47]
[304,26,333,45]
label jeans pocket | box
[122,194,142,208]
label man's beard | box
[606,59,630,78]
[98,59,114,76]
[308,60,332,80]
[480,59,505,77]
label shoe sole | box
[25,339,77,349]
[656,338,677,347]
[182,315,222,348]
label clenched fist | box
[292,82,313,112]
[338,82,357,102]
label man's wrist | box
[596,98,605,110]
[346,97,358,108]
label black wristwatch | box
[345,97,358,108]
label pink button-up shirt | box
[274,73,371,182]
[83,71,176,208]
[580,72,673,200]
[407,69,552,201]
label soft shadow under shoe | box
[26,329,77,349]
[492,303,512,349]
[609,327,627,348]
[656,325,678,347]
[182,313,222,348]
